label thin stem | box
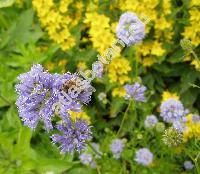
[93,158,102,174]
[87,142,102,157]
[117,100,132,136]
[191,50,199,60]
[185,150,200,174]
[135,60,138,77]
[87,142,102,174]
[191,50,200,68]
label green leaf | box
[0,0,15,8]
[12,127,32,159]
[36,158,74,173]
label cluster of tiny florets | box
[16,64,94,153]
[124,82,147,102]
[135,148,153,166]
[162,127,183,147]
[51,119,92,153]
[110,139,125,159]
[144,115,158,128]
[116,12,145,46]
[184,161,194,170]
[160,98,188,123]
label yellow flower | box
[108,57,131,85]
[183,114,200,142]
[32,0,77,51]
[45,62,55,71]
[77,61,87,71]
[151,42,165,56]
[162,91,179,102]
[182,54,200,71]
[112,87,126,98]
[136,41,165,66]
[182,6,200,46]
[69,111,91,124]
[84,12,115,54]
[191,60,200,71]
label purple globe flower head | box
[92,61,104,78]
[144,115,158,128]
[135,148,153,166]
[184,161,194,170]
[79,153,93,165]
[15,64,56,131]
[160,98,187,123]
[172,120,187,133]
[79,153,96,168]
[110,139,125,159]
[116,12,145,46]
[51,119,92,153]
[124,82,147,102]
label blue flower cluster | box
[116,12,145,46]
[124,82,147,102]
[15,64,93,153]
[160,98,188,123]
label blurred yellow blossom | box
[191,60,200,71]
[182,2,200,46]
[112,87,126,98]
[77,61,87,71]
[136,41,165,66]
[84,12,115,54]
[162,91,179,102]
[183,114,200,142]
[108,57,131,85]
[45,62,55,71]
[69,111,91,124]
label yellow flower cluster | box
[45,60,67,72]
[183,114,200,142]
[84,12,115,54]
[119,0,172,66]
[162,91,179,102]
[32,0,82,51]
[182,0,200,46]
[112,87,126,98]
[108,57,131,85]
[136,41,165,66]
[69,111,91,124]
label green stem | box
[87,142,102,157]
[93,158,102,174]
[135,60,139,77]
[117,101,132,136]
[191,50,199,60]
[185,151,200,174]
[87,142,102,174]
[191,50,200,68]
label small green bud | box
[155,122,165,133]
[180,38,193,52]
[162,127,183,147]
